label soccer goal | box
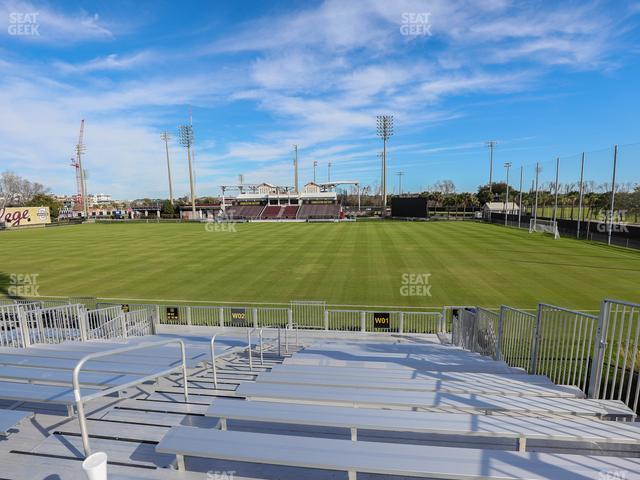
[529,218,560,239]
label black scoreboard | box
[391,197,427,218]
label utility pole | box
[178,124,196,218]
[576,152,585,239]
[293,145,299,193]
[486,141,497,195]
[376,115,394,212]
[518,165,523,228]
[552,157,560,226]
[397,171,404,195]
[608,145,618,246]
[313,161,317,183]
[533,163,541,229]
[504,162,512,227]
[328,162,332,183]
[160,131,174,204]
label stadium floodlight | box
[486,141,497,194]
[178,124,196,217]
[397,171,404,195]
[328,162,332,183]
[376,115,394,211]
[504,162,512,226]
[160,131,174,204]
[313,161,318,183]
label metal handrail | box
[72,339,189,457]
[247,328,263,371]
[538,303,598,319]
[210,335,218,389]
[285,322,299,353]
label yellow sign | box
[0,206,51,228]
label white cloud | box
[54,52,153,74]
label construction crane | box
[70,120,88,217]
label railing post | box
[78,305,88,342]
[399,311,404,334]
[219,307,225,327]
[587,299,609,399]
[324,310,329,331]
[17,306,31,348]
[120,314,128,339]
[360,311,366,333]
[496,306,505,361]
[529,304,543,374]
[152,305,160,334]
[186,306,192,326]
[253,308,259,328]
[287,309,293,329]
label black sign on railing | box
[231,307,247,325]
[166,307,180,321]
[373,312,390,330]
[121,304,130,313]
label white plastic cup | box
[82,451,108,480]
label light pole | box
[486,141,497,195]
[160,131,174,204]
[397,171,404,195]
[328,162,332,183]
[313,161,318,183]
[376,115,394,212]
[293,145,299,193]
[504,162,512,226]
[178,124,196,218]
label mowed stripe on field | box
[1,221,639,309]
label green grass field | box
[1,221,639,310]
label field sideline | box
[1,221,639,310]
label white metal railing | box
[0,303,25,348]
[72,339,189,457]
[533,303,597,392]
[92,300,444,334]
[86,306,123,340]
[589,299,640,412]
[24,304,87,345]
[453,300,640,412]
[499,305,536,368]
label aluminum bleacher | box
[226,204,265,219]
[297,203,340,219]
[156,338,640,479]
[281,205,299,218]
[2,311,639,479]
[260,205,281,219]
[0,409,33,436]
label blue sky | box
[1,0,640,199]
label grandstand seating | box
[260,206,282,219]
[297,203,340,219]
[282,205,299,219]
[226,205,265,220]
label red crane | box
[70,120,86,214]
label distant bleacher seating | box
[298,203,340,219]
[260,206,282,219]
[227,205,265,220]
[282,205,299,219]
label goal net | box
[529,218,560,239]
